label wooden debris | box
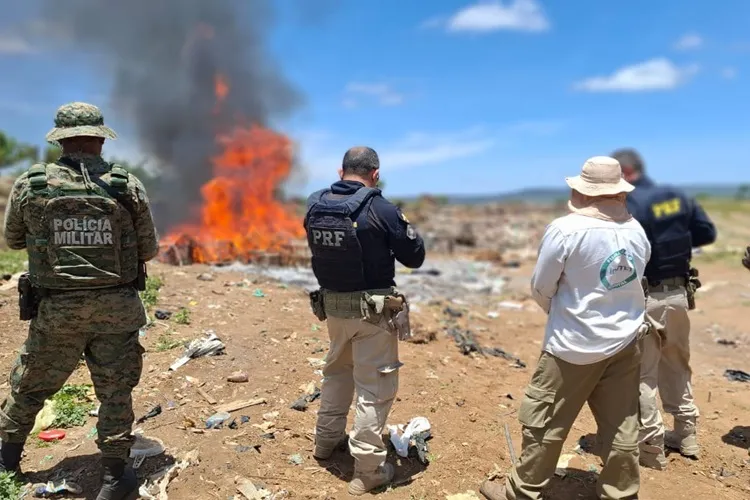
[215,398,266,413]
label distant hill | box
[406,184,749,205]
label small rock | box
[227,371,249,383]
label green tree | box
[0,131,37,168]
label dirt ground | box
[0,253,749,498]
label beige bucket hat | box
[45,102,117,145]
[565,156,634,196]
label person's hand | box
[742,246,750,271]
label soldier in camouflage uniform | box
[0,102,159,500]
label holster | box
[135,261,147,291]
[309,289,327,321]
[17,272,40,321]
[686,267,701,310]
[362,291,412,340]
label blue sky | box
[1,0,749,197]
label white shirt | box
[530,213,651,365]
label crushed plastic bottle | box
[205,411,231,429]
[33,480,82,497]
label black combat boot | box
[0,441,24,474]
[96,458,138,500]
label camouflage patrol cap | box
[45,102,117,144]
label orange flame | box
[161,74,304,263]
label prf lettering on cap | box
[311,227,347,249]
[52,217,113,245]
[651,198,681,219]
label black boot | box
[96,458,138,500]
[0,441,24,474]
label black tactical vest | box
[640,188,692,281]
[305,187,380,291]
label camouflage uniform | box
[0,102,158,498]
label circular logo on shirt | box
[599,249,637,290]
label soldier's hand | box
[742,246,750,271]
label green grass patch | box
[155,333,183,352]
[140,275,163,310]
[51,384,96,428]
[0,471,23,499]
[173,308,191,325]
[0,249,26,276]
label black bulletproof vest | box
[305,187,380,291]
[639,188,692,281]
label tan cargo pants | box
[639,282,698,454]
[315,292,400,472]
[506,341,641,500]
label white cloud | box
[573,58,699,92]
[721,67,737,79]
[343,82,405,108]
[673,33,703,50]
[0,34,35,54]
[438,0,550,33]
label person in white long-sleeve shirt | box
[481,157,651,500]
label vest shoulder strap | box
[340,187,380,215]
[27,163,48,190]
[108,164,129,191]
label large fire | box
[158,74,306,265]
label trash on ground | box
[387,416,431,462]
[235,475,270,499]
[206,411,232,429]
[197,273,215,281]
[138,449,200,500]
[130,434,166,469]
[154,309,172,320]
[447,327,526,367]
[32,480,82,497]
[307,357,326,368]
[215,398,267,413]
[289,385,321,411]
[89,404,100,417]
[136,404,163,424]
[497,300,524,310]
[252,289,265,297]
[38,430,66,442]
[724,369,750,382]
[31,399,56,435]
[288,453,303,465]
[227,371,249,383]
[716,338,737,347]
[169,330,226,371]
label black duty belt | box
[647,276,687,288]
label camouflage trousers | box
[0,322,144,459]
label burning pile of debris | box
[156,76,307,267]
[412,200,565,264]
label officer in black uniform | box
[303,146,424,496]
[612,148,716,470]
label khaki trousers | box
[507,342,641,500]
[639,285,698,453]
[315,315,400,472]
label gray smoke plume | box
[37,0,302,233]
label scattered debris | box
[497,300,524,310]
[130,434,165,469]
[227,371,249,383]
[205,412,232,429]
[138,449,200,500]
[444,306,463,318]
[716,338,737,347]
[32,480,82,497]
[215,398,267,413]
[446,491,481,500]
[169,330,226,371]
[197,272,215,281]
[447,328,526,367]
[307,357,326,368]
[196,387,218,405]
[137,405,163,424]
[387,417,431,463]
[37,430,65,442]
[288,453,303,465]
[289,385,321,411]
[253,289,265,297]
[235,476,270,499]
[724,369,750,382]
[154,309,172,320]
